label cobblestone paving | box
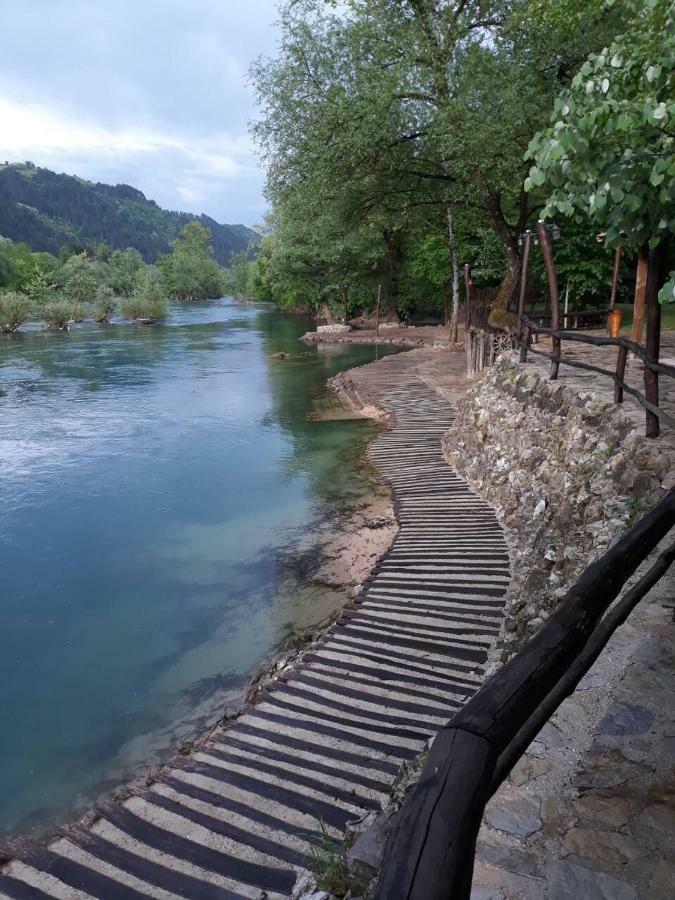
[471,539,674,900]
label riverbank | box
[0,342,508,898]
[301,322,457,348]
[0,300,408,838]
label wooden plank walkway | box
[0,352,508,899]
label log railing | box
[516,222,672,438]
[529,308,609,330]
[519,315,675,434]
[375,489,675,900]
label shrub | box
[93,285,117,323]
[120,294,167,322]
[42,300,73,330]
[121,268,167,323]
[0,291,31,333]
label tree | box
[60,251,98,318]
[528,0,674,299]
[0,291,31,333]
[107,248,144,297]
[121,267,167,323]
[160,221,226,300]
[251,0,623,324]
[93,284,116,323]
[0,238,17,287]
[529,0,673,438]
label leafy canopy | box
[528,0,674,253]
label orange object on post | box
[608,308,623,337]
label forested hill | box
[0,163,258,265]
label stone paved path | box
[471,541,674,900]
[0,351,508,899]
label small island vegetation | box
[0,220,231,332]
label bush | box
[0,291,31,332]
[93,285,117,323]
[42,300,73,330]
[121,268,167,322]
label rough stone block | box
[484,795,542,838]
[549,861,637,900]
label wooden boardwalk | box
[0,352,508,899]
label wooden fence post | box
[463,264,472,332]
[537,221,560,380]
[644,244,666,438]
[517,231,532,354]
[615,248,647,403]
[609,246,621,311]
[375,283,382,337]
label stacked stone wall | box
[443,352,670,669]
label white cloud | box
[0,0,281,224]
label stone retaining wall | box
[443,352,670,669]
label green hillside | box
[0,162,259,265]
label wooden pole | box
[609,246,621,310]
[630,245,649,346]
[537,220,560,380]
[463,264,472,332]
[343,285,349,325]
[615,248,647,403]
[644,243,666,438]
[516,231,532,350]
[375,283,382,337]
[519,322,531,363]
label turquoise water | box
[0,300,398,835]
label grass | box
[309,823,352,897]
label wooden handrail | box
[521,315,675,379]
[524,343,675,431]
[375,490,675,900]
[518,314,675,436]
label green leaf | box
[529,167,546,187]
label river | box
[0,299,398,835]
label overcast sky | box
[0,0,280,226]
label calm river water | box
[0,299,398,835]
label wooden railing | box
[375,489,675,899]
[529,308,609,330]
[514,221,672,438]
[519,315,675,434]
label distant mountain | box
[0,162,259,265]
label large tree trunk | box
[488,193,522,330]
[445,206,459,342]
